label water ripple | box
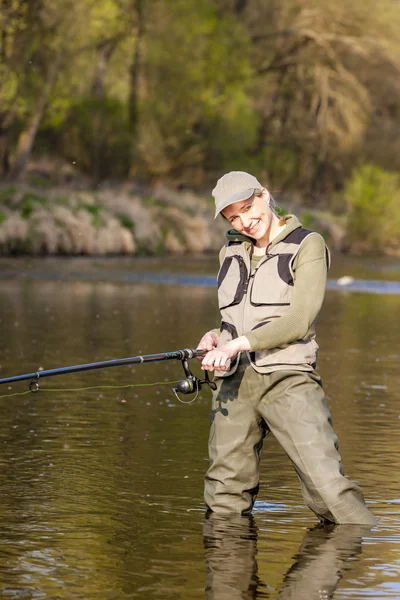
[1,269,400,295]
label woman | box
[197,171,376,525]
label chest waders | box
[204,225,377,525]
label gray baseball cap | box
[212,171,262,218]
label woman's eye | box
[244,204,252,212]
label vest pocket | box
[250,255,292,306]
[218,255,248,309]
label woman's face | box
[221,190,273,244]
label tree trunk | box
[128,0,144,136]
[92,39,118,99]
[0,110,14,179]
[91,39,119,186]
[0,131,11,178]
[6,51,62,181]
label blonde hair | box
[253,189,286,225]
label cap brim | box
[214,188,258,219]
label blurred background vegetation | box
[0,0,400,255]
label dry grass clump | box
[0,182,229,255]
[164,230,185,253]
[95,216,136,255]
[29,206,136,255]
[98,186,223,253]
[99,190,162,252]
[151,184,206,212]
[132,183,228,252]
[0,193,136,255]
[149,185,228,252]
[161,206,212,252]
[34,206,94,254]
[0,213,29,252]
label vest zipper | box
[244,253,274,295]
[243,271,255,295]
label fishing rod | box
[0,348,216,397]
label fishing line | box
[0,380,180,400]
[172,377,200,404]
[0,390,32,400]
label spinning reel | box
[173,356,217,399]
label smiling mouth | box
[247,222,260,235]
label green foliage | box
[0,212,6,225]
[139,0,255,183]
[22,192,48,205]
[61,97,131,179]
[20,200,34,219]
[26,173,54,189]
[116,214,135,231]
[274,205,289,218]
[0,0,400,222]
[262,147,300,193]
[345,164,400,252]
[20,192,48,219]
[0,187,17,205]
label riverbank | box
[0,181,384,256]
[0,182,229,256]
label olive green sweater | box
[216,217,329,353]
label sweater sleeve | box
[244,233,328,352]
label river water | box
[0,255,399,599]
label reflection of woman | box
[203,514,260,600]
[203,513,369,600]
[278,523,368,600]
[198,171,376,524]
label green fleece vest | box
[217,226,321,375]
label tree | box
[1,0,399,199]
[1,0,132,181]
[215,0,400,198]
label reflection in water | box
[203,513,370,600]
[278,524,369,599]
[203,513,260,600]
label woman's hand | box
[197,330,220,352]
[201,336,251,372]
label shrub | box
[344,164,400,254]
[0,186,17,205]
[61,97,132,180]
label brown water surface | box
[0,257,399,599]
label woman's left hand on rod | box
[198,334,251,372]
